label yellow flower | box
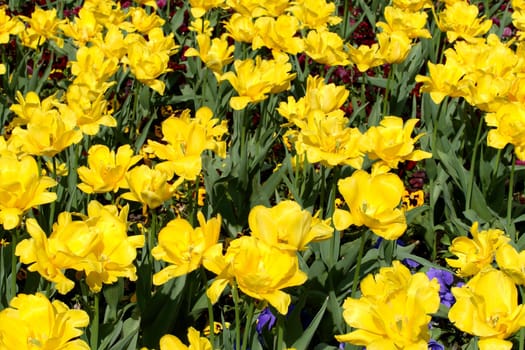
[18,7,65,49]
[392,0,432,11]
[128,7,165,33]
[252,15,304,55]
[287,0,342,30]
[248,200,333,251]
[77,144,142,194]
[336,261,440,348]
[347,43,383,72]
[277,75,349,125]
[16,215,94,294]
[80,201,145,292]
[0,5,23,44]
[69,45,119,89]
[63,84,116,135]
[121,165,178,210]
[446,222,509,277]
[496,243,525,285]
[486,102,525,160]
[365,116,432,170]
[159,328,211,350]
[0,153,56,230]
[376,6,431,39]
[123,29,179,95]
[190,0,226,18]
[303,29,350,66]
[146,107,228,180]
[9,90,61,127]
[204,236,307,314]
[9,104,83,157]
[415,61,466,104]
[402,189,425,210]
[377,30,412,64]
[219,52,296,110]
[333,169,407,240]
[185,33,235,74]
[225,0,289,17]
[152,212,222,285]
[0,293,90,350]
[59,7,102,46]
[90,25,128,61]
[438,1,493,43]
[224,13,255,43]
[295,112,366,169]
[449,269,525,350]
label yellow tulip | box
[204,236,307,314]
[287,0,342,30]
[159,327,211,350]
[0,293,90,349]
[225,0,289,18]
[347,43,383,72]
[146,106,228,180]
[9,107,83,157]
[449,269,525,350]
[377,6,431,39]
[295,111,366,168]
[128,7,165,33]
[9,90,61,127]
[415,61,466,104]
[333,169,407,240]
[77,144,142,194]
[248,200,333,251]
[0,153,56,230]
[185,33,235,74]
[59,7,102,46]
[277,75,348,125]
[190,0,226,18]
[152,212,222,285]
[496,243,525,285]
[438,1,493,43]
[219,52,296,110]
[336,261,440,348]
[446,222,509,277]
[486,102,525,160]
[365,116,432,170]
[392,0,432,11]
[224,13,255,43]
[252,15,304,55]
[377,30,412,64]
[303,29,350,66]
[18,7,65,48]
[0,6,23,44]
[121,165,178,210]
[80,201,145,292]
[16,215,95,294]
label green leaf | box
[291,297,328,350]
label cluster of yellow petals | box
[0,293,90,350]
[334,169,407,240]
[446,222,510,277]
[0,148,57,230]
[449,269,525,350]
[336,261,440,348]
[15,201,144,293]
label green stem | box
[276,314,284,350]
[351,231,368,298]
[91,292,100,350]
[382,64,395,116]
[200,266,215,348]
[10,229,19,302]
[241,299,255,350]
[231,282,242,350]
[342,0,350,39]
[507,155,516,242]
[518,286,525,350]
[465,110,483,212]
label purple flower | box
[427,268,455,307]
[256,307,276,334]
[156,0,167,7]
[428,339,445,350]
